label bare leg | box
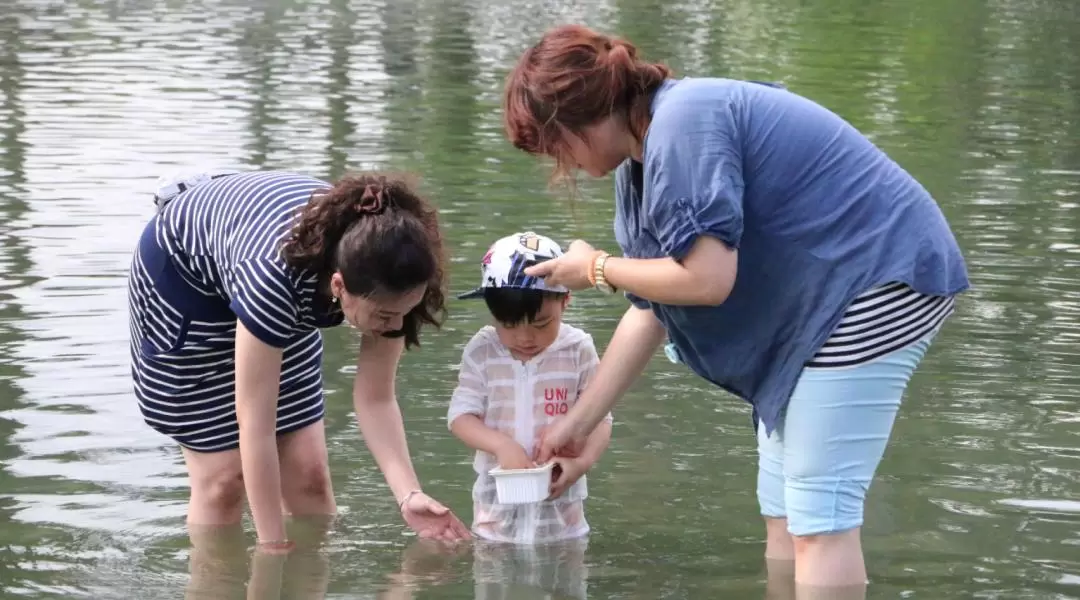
[277,419,336,517]
[764,517,796,600]
[764,517,794,560]
[182,447,245,526]
[181,447,248,599]
[793,529,867,595]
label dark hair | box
[502,24,672,183]
[280,173,446,349]
[483,287,567,326]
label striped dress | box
[127,171,343,453]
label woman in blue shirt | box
[503,25,969,590]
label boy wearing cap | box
[447,231,613,544]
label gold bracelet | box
[586,251,604,287]
[592,252,616,294]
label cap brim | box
[456,288,486,300]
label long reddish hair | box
[502,24,672,183]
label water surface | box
[0,0,1078,598]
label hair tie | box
[357,184,385,215]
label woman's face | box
[331,273,426,335]
[561,116,631,178]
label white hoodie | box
[448,323,613,543]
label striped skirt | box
[126,217,326,453]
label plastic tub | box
[489,462,555,505]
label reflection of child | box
[448,232,613,544]
[473,538,590,600]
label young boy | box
[448,231,613,545]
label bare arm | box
[568,305,667,438]
[449,415,518,457]
[547,413,613,498]
[525,237,737,307]
[352,333,422,505]
[576,419,612,467]
[447,350,534,470]
[603,237,737,306]
[235,321,288,544]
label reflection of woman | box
[184,523,331,600]
[128,170,469,551]
[504,25,969,589]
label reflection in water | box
[185,521,331,600]
[0,0,1076,598]
[472,539,590,600]
[377,539,470,599]
[324,0,358,178]
[375,539,591,599]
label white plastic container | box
[489,462,555,505]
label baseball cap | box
[457,231,570,299]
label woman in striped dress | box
[128,170,470,552]
[503,25,969,593]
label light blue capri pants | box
[756,333,935,536]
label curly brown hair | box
[280,173,446,349]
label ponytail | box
[281,172,446,348]
[502,24,672,183]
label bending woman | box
[504,25,969,590]
[128,170,470,551]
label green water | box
[0,0,1078,598]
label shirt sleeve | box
[228,258,302,348]
[645,98,746,261]
[577,335,613,424]
[625,291,651,310]
[612,163,658,312]
[447,335,488,429]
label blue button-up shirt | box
[614,78,970,435]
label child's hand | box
[548,457,588,499]
[495,441,535,470]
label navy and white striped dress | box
[127,171,344,453]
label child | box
[447,231,613,545]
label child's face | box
[494,295,569,361]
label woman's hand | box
[535,424,585,458]
[400,492,472,542]
[548,457,588,499]
[523,239,599,291]
[534,416,589,464]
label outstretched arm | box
[352,333,421,504]
[352,333,470,540]
[536,305,667,463]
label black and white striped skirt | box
[126,218,326,453]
